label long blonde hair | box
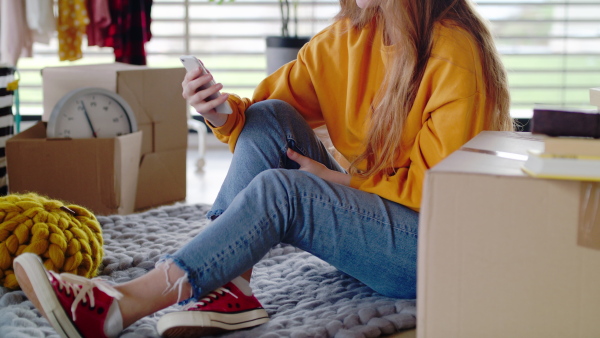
[336,0,513,177]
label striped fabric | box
[0,67,15,196]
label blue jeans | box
[168,100,419,299]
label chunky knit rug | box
[0,203,416,338]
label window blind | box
[479,0,600,117]
[14,0,600,119]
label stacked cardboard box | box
[591,87,600,108]
[417,131,600,338]
[7,63,187,214]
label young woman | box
[14,0,513,337]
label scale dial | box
[47,87,137,138]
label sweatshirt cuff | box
[349,174,365,189]
[207,98,239,136]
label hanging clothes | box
[0,0,33,66]
[25,0,56,45]
[86,0,111,47]
[103,0,152,65]
[57,0,90,61]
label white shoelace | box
[183,286,238,310]
[52,272,123,321]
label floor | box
[184,130,232,205]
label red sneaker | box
[13,253,124,338]
[157,277,269,337]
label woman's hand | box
[287,148,351,186]
[182,68,229,127]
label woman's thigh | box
[270,170,420,299]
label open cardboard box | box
[39,63,187,211]
[417,131,600,337]
[6,122,142,215]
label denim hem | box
[206,209,224,221]
[158,255,203,304]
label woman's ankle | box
[115,263,192,328]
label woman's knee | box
[246,99,294,115]
[244,100,303,128]
[246,169,317,207]
[251,169,300,191]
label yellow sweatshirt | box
[210,18,489,212]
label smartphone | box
[180,55,233,115]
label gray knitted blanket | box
[0,203,416,338]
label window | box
[479,0,600,117]
[13,0,600,120]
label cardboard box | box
[41,63,188,210]
[6,122,142,215]
[591,87,600,108]
[417,131,600,338]
[135,147,187,210]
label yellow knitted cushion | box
[0,193,103,289]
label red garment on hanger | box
[86,0,111,47]
[102,0,152,65]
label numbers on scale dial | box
[55,94,132,138]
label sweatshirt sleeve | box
[209,41,324,153]
[349,54,487,212]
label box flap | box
[8,120,46,139]
[430,131,544,176]
[591,87,600,107]
[579,182,600,250]
[135,148,186,211]
[45,62,142,72]
[115,131,143,214]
